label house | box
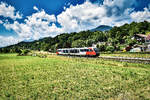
[133,34,147,42]
[145,34,150,43]
[145,35,150,51]
[133,34,150,43]
[146,44,150,52]
[132,34,150,52]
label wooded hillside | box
[1,21,150,53]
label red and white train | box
[56,47,100,57]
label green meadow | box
[0,54,150,100]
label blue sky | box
[0,0,150,47]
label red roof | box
[136,34,147,38]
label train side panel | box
[56,47,99,57]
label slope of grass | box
[0,54,150,100]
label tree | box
[17,49,30,56]
[72,40,86,48]
[97,44,106,52]
[86,39,95,47]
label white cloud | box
[4,9,62,41]
[0,2,22,20]
[103,0,136,8]
[63,6,66,10]
[130,8,150,22]
[0,20,3,24]
[57,0,149,30]
[0,36,22,47]
[25,9,56,25]
[57,0,132,32]
[33,6,39,11]
[4,21,33,40]
[57,1,107,32]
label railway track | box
[49,52,150,64]
[58,54,150,64]
[99,56,150,64]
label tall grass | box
[0,54,150,100]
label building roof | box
[135,34,147,38]
[133,44,147,48]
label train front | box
[93,48,100,57]
[86,47,100,57]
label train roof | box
[57,47,97,50]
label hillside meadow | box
[0,54,150,100]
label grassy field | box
[0,54,150,100]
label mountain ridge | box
[90,25,112,32]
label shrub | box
[106,46,115,52]
[97,44,106,52]
[18,49,30,56]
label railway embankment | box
[99,56,150,64]
[28,51,150,64]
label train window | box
[80,49,84,52]
[74,49,79,53]
[63,50,69,53]
[66,50,68,53]
[89,49,92,52]
[80,49,89,52]
[80,49,85,52]
[57,50,61,52]
[69,49,79,53]
[70,50,74,53]
[85,49,89,52]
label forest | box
[1,21,150,53]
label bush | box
[116,44,122,51]
[18,49,30,56]
[106,46,115,52]
[125,38,137,46]
[97,44,106,52]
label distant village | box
[92,34,150,52]
[129,34,150,52]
